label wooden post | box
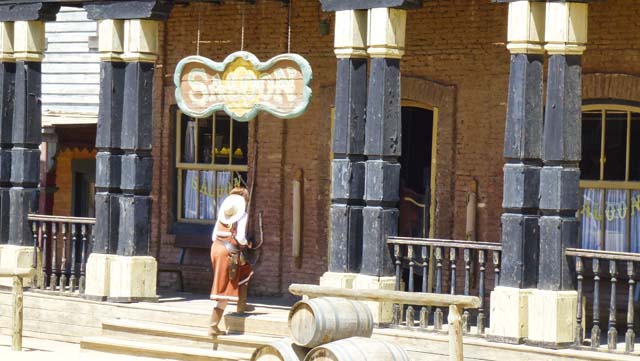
[0,21,14,246]
[448,305,463,361]
[329,10,368,273]
[12,275,23,351]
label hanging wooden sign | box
[174,51,312,121]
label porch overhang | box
[320,0,423,12]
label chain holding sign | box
[174,51,312,121]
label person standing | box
[208,187,254,336]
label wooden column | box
[117,19,158,256]
[499,1,545,289]
[329,10,368,273]
[94,19,125,255]
[8,20,46,246]
[0,22,14,245]
[361,8,406,277]
[539,2,588,291]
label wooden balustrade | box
[28,214,96,295]
[387,237,502,336]
[566,248,640,353]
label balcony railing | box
[28,214,95,295]
[566,248,640,353]
[387,237,502,335]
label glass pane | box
[183,170,198,219]
[232,120,249,165]
[181,115,196,164]
[630,112,640,181]
[197,118,214,164]
[603,111,627,181]
[199,171,215,220]
[604,189,628,252]
[215,171,234,215]
[581,188,603,250]
[631,190,640,253]
[214,114,232,165]
[580,111,602,180]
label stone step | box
[81,336,252,361]
[102,318,279,350]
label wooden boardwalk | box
[0,289,639,361]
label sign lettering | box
[174,51,312,121]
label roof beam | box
[320,0,423,12]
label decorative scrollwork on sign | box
[174,51,313,121]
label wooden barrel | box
[288,297,373,348]
[304,337,410,361]
[252,338,309,361]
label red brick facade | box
[148,0,640,295]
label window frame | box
[174,110,249,225]
[580,104,640,251]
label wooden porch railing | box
[28,214,96,295]
[566,248,640,353]
[387,237,502,336]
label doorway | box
[398,106,436,238]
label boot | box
[236,284,255,313]
[208,307,226,336]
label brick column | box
[321,10,368,289]
[0,22,14,245]
[489,1,545,344]
[354,7,406,323]
[528,1,588,347]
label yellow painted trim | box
[583,104,640,112]
[579,180,640,190]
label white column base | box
[0,245,41,288]
[85,253,158,302]
[319,272,358,289]
[353,274,396,324]
[488,286,533,344]
[527,289,577,348]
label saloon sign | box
[174,51,312,121]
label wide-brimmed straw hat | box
[218,194,246,225]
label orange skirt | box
[210,241,253,301]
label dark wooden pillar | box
[500,54,544,289]
[539,1,588,289]
[329,10,368,274]
[0,22,15,245]
[118,26,157,256]
[9,19,50,246]
[94,19,124,255]
[361,8,406,277]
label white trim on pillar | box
[334,10,368,59]
[544,2,588,56]
[13,21,44,62]
[0,22,14,62]
[367,7,406,59]
[507,1,545,55]
[122,19,159,63]
[98,19,125,62]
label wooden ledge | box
[289,283,481,308]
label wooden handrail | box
[0,267,35,352]
[289,284,481,308]
[387,236,502,251]
[565,248,640,262]
[27,214,96,224]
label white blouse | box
[211,212,248,245]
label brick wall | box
[150,0,640,295]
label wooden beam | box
[320,0,422,12]
[0,3,60,22]
[288,284,481,308]
[85,0,173,21]
[0,267,35,277]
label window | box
[175,110,249,224]
[580,105,640,252]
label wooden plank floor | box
[1,289,639,361]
